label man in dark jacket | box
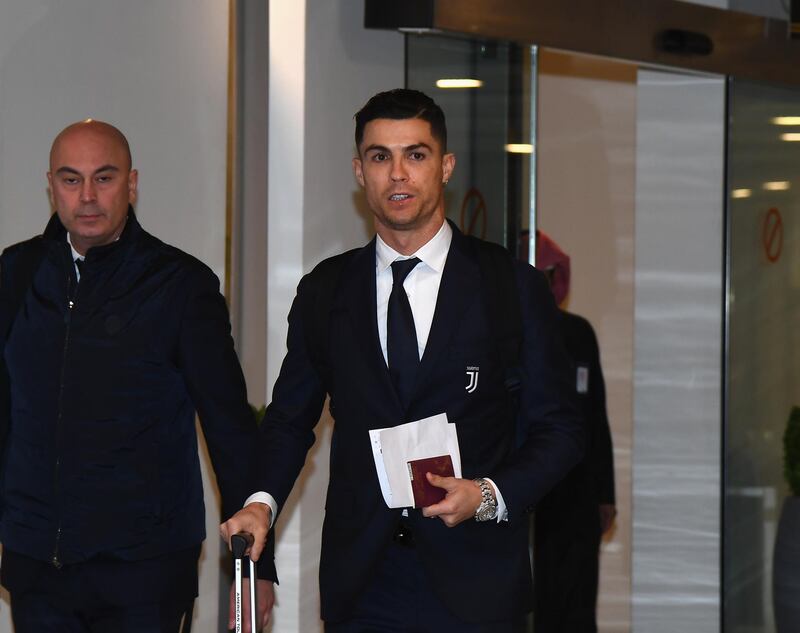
[532,230,616,633]
[0,120,274,631]
[220,89,584,631]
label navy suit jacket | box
[258,224,584,622]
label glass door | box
[407,34,727,632]
[725,79,800,633]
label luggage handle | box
[231,532,257,633]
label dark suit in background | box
[534,310,616,633]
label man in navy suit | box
[221,89,584,632]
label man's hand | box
[227,578,275,633]
[219,502,272,562]
[421,473,484,527]
[599,503,617,535]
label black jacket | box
[258,225,583,622]
[536,310,615,523]
[0,211,272,578]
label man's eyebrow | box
[363,142,433,153]
[363,144,390,154]
[54,164,120,176]
[55,166,81,176]
[94,164,120,174]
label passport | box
[407,454,454,508]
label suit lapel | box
[412,226,480,398]
[341,239,403,413]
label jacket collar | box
[42,206,141,263]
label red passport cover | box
[407,454,454,508]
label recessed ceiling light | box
[731,189,752,199]
[504,143,534,154]
[763,181,791,191]
[772,116,800,126]
[780,133,800,142]
[436,79,483,89]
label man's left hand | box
[421,474,484,527]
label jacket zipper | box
[52,267,78,569]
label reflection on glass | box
[762,181,791,191]
[505,143,534,154]
[435,78,483,89]
[726,79,800,633]
[407,35,527,251]
[771,117,800,125]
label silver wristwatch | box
[473,478,498,522]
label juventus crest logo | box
[465,366,480,393]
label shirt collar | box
[65,223,127,262]
[66,232,84,262]
[375,220,453,273]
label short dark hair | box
[354,89,447,151]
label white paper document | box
[369,412,462,508]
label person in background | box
[531,229,616,633]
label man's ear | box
[442,153,455,184]
[352,157,365,187]
[46,172,56,211]
[128,169,139,205]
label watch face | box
[477,502,498,521]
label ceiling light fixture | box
[436,79,483,89]
[763,181,791,191]
[504,143,534,154]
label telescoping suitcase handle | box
[231,532,257,633]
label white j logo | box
[465,366,480,393]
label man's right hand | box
[220,502,272,562]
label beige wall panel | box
[537,49,637,633]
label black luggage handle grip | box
[231,532,254,559]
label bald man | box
[0,121,275,632]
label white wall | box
[0,1,229,631]
[265,1,404,631]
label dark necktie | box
[387,257,421,409]
[75,258,84,277]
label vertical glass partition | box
[407,33,729,633]
[725,79,800,633]
[407,29,800,633]
[406,35,526,252]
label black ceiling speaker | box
[364,0,435,30]
[657,29,714,55]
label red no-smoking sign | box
[762,207,783,264]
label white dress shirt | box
[247,220,507,524]
[67,236,84,282]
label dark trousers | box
[325,538,526,633]
[533,511,601,633]
[3,548,198,633]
